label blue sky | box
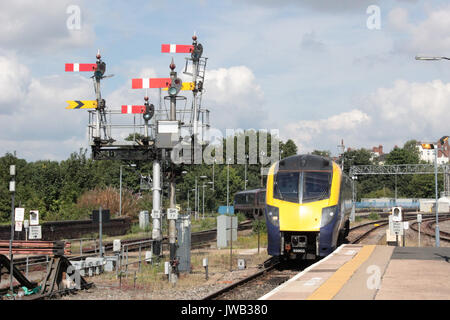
[1,0,450,161]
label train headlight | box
[266,205,279,227]
[321,205,337,227]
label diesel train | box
[265,154,352,260]
[234,188,266,219]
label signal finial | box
[96,49,101,60]
[192,31,197,42]
[170,57,176,70]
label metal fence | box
[356,201,420,209]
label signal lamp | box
[191,43,203,60]
[421,143,434,150]
[95,61,106,78]
[143,103,154,121]
[168,78,182,96]
[439,136,449,145]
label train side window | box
[258,191,266,203]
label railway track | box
[10,220,254,272]
[202,257,305,300]
[409,217,450,242]
[202,214,450,300]
[348,214,450,244]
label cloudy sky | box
[1,0,450,161]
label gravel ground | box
[60,263,268,300]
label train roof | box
[277,154,333,171]
[235,188,266,195]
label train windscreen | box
[274,172,299,203]
[273,171,331,204]
[302,172,331,202]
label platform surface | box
[259,245,450,300]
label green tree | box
[342,148,373,174]
[311,150,331,157]
[281,139,298,158]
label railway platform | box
[259,244,450,300]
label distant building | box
[371,145,384,157]
[370,145,386,164]
[417,140,449,164]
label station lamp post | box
[244,154,249,190]
[212,158,216,192]
[416,55,450,246]
[415,56,450,61]
[202,183,206,219]
[199,176,207,219]
[421,135,449,247]
[191,189,196,214]
[227,158,232,214]
[181,171,190,212]
[9,165,15,293]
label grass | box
[190,216,217,233]
[368,212,380,220]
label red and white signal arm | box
[30,210,39,226]
[131,78,171,89]
[121,105,146,114]
[65,63,97,72]
[161,44,194,53]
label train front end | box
[265,154,344,260]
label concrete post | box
[152,160,162,256]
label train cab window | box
[274,172,299,203]
[302,172,331,203]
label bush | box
[252,219,266,234]
[236,212,246,223]
[77,186,141,219]
[128,222,151,234]
[368,212,380,220]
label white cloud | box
[389,5,450,54]
[0,0,95,52]
[284,109,370,153]
[204,66,265,129]
[239,0,380,12]
[0,55,30,113]
[363,79,450,140]
[283,78,450,155]
[0,55,93,160]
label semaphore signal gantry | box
[65,34,210,283]
[65,34,209,162]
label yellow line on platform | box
[307,245,376,300]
